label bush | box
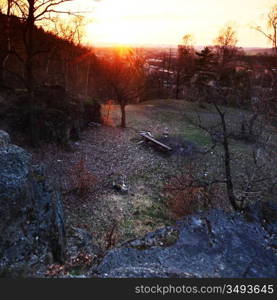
[165,174,209,218]
[67,158,97,197]
[164,172,226,219]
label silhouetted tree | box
[254,4,277,55]
[213,23,243,86]
[175,34,195,99]
[4,0,81,145]
[195,47,215,72]
[214,23,238,65]
[99,48,145,128]
[10,0,73,91]
[0,0,15,87]
[186,97,276,211]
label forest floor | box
[29,99,277,252]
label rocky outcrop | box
[2,86,102,146]
[1,130,276,279]
[0,130,10,146]
[0,131,66,277]
[96,203,277,278]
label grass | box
[98,99,276,242]
[120,218,137,240]
[182,128,211,146]
[35,98,277,253]
[139,202,171,224]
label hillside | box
[0,12,96,95]
[0,7,277,281]
[1,99,277,278]
[28,99,277,252]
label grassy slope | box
[31,99,277,251]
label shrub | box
[164,171,226,219]
[165,174,209,218]
[67,158,97,197]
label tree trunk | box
[25,1,38,146]
[1,1,12,87]
[167,48,172,95]
[0,56,5,87]
[175,68,180,99]
[120,103,126,128]
[215,103,239,211]
[25,0,35,91]
[249,113,258,136]
[85,57,91,99]
[222,124,239,210]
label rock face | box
[96,203,277,278]
[0,131,66,276]
[2,86,102,146]
[0,130,10,146]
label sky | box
[66,0,276,47]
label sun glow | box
[85,0,161,46]
[89,21,141,46]
[83,0,276,47]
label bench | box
[140,132,172,151]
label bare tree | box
[212,23,245,90]
[11,0,74,91]
[212,103,238,210]
[2,0,87,145]
[99,48,145,128]
[0,0,15,86]
[214,23,239,66]
[175,34,195,99]
[50,14,92,91]
[254,4,277,54]
[52,14,88,45]
[185,96,276,212]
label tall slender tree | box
[0,0,15,86]
[11,0,73,90]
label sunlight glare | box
[84,0,276,47]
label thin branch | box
[4,68,26,86]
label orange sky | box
[65,0,276,47]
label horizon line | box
[88,42,273,50]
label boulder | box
[96,203,277,278]
[0,130,10,146]
[0,131,66,277]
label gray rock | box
[0,131,66,277]
[95,205,277,278]
[0,130,11,147]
